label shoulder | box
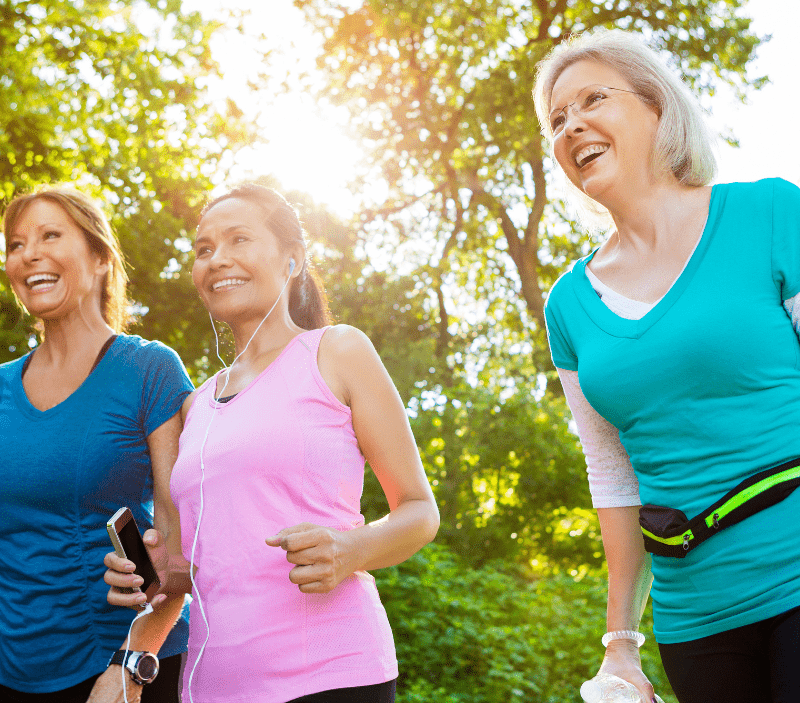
[0,355,26,376]
[545,260,583,320]
[114,334,183,363]
[317,324,376,362]
[717,177,798,201]
[113,334,189,376]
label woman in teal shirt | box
[533,29,800,703]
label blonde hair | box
[532,29,717,226]
[3,186,131,332]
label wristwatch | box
[108,650,160,685]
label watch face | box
[136,654,159,681]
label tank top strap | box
[292,326,329,361]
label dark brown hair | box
[3,186,131,332]
[200,184,330,330]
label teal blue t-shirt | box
[0,335,193,692]
[545,179,800,643]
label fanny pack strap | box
[640,456,800,558]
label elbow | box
[419,499,440,546]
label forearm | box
[597,506,653,631]
[346,497,439,573]
[119,593,184,653]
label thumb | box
[142,528,163,547]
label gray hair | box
[532,29,717,227]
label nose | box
[208,243,233,270]
[563,108,587,136]
[19,239,42,264]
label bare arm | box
[266,325,439,592]
[596,507,655,703]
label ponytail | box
[201,184,332,330]
[288,261,330,330]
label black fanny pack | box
[639,456,800,558]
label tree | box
[0,0,252,368]
[292,0,763,370]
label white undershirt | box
[559,269,800,508]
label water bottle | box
[579,673,665,703]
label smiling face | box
[192,197,298,324]
[4,198,108,323]
[550,60,660,206]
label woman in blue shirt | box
[0,187,192,702]
[533,29,800,703]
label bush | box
[376,544,676,703]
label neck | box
[226,305,302,365]
[38,306,115,366]
[605,180,710,253]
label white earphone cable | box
[187,263,295,702]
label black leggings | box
[287,679,396,703]
[0,653,184,703]
[658,605,800,703]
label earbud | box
[289,258,296,274]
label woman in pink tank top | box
[105,185,439,703]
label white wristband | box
[602,630,645,648]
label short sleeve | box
[138,342,194,436]
[772,178,800,301]
[544,277,579,371]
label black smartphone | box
[106,507,161,603]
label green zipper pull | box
[683,533,691,551]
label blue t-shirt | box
[545,179,800,643]
[0,334,193,692]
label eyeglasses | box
[548,85,642,136]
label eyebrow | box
[549,85,603,119]
[194,224,253,245]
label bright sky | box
[713,0,799,186]
[188,0,799,211]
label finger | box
[288,563,329,585]
[104,568,145,590]
[108,586,148,609]
[284,545,329,566]
[267,524,324,551]
[104,551,136,573]
[298,580,332,594]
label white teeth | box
[576,144,609,167]
[212,278,247,291]
[26,273,59,287]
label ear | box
[288,247,305,279]
[95,257,110,278]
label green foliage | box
[0,0,252,368]
[377,544,677,703]
[293,0,764,356]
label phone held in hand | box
[107,507,161,603]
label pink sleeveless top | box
[170,327,397,702]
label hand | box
[598,639,657,703]
[86,665,143,703]
[104,529,168,609]
[266,522,358,593]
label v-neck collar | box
[570,184,722,339]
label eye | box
[583,91,607,110]
[43,230,61,240]
[6,240,23,252]
[551,111,566,132]
[195,245,213,257]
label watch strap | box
[107,650,159,684]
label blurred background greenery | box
[1,1,768,700]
